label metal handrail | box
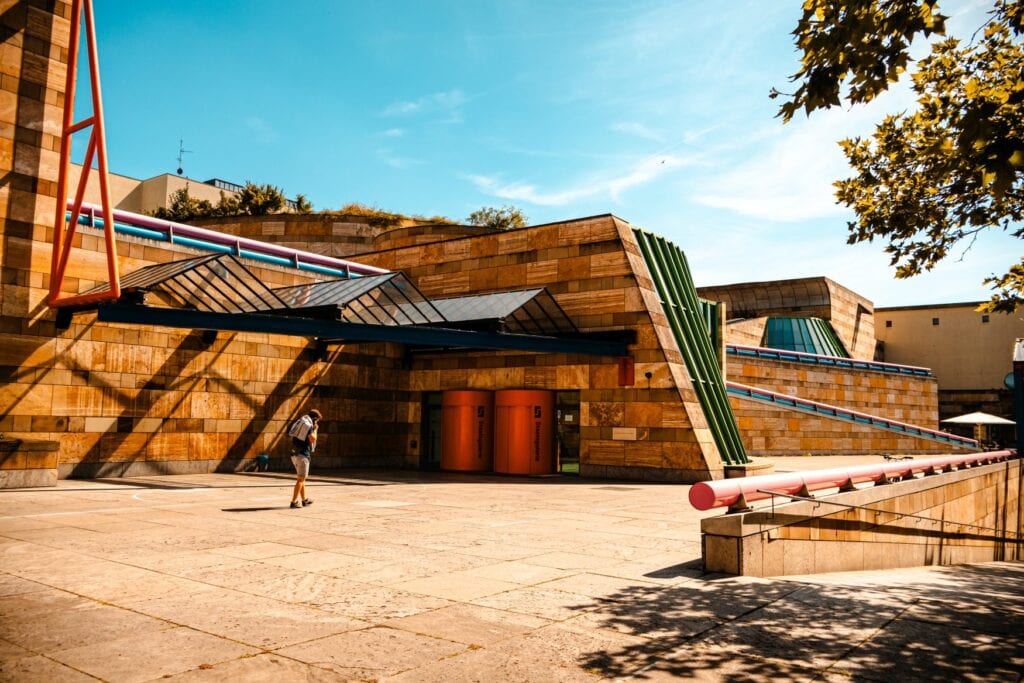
[756,487,1024,539]
[70,201,388,277]
[727,344,933,376]
[688,449,1017,510]
[726,381,978,447]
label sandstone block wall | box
[1,227,415,477]
[190,215,498,260]
[730,395,967,456]
[191,214,379,260]
[729,356,939,427]
[727,354,959,456]
[826,279,875,359]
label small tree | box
[466,205,528,230]
[237,181,286,216]
[294,193,313,214]
[153,186,215,221]
[211,190,240,217]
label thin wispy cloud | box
[692,88,917,222]
[610,121,663,142]
[244,116,278,144]
[382,90,468,118]
[467,154,690,206]
[376,148,424,169]
[382,128,405,138]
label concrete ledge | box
[0,469,58,488]
[724,460,774,478]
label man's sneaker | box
[290,501,301,509]
[302,499,313,507]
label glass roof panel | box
[762,317,849,357]
[83,253,287,313]
[429,288,577,334]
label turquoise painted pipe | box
[71,213,354,279]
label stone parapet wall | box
[190,214,498,260]
[191,214,379,260]
[729,356,939,427]
[702,458,1022,576]
[371,223,497,251]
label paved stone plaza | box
[0,469,1021,681]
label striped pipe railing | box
[689,449,1017,510]
[726,381,978,448]
[69,201,388,278]
[728,344,933,377]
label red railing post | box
[49,0,121,308]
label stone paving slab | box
[0,469,1021,681]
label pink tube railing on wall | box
[71,201,389,277]
[726,381,978,447]
[727,344,933,376]
[689,449,1018,511]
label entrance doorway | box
[555,391,580,474]
[420,392,442,470]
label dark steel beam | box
[97,304,631,357]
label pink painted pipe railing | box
[726,381,978,447]
[689,449,1018,511]
[71,201,389,276]
[727,344,933,376]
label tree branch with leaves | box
[779,0,1024,311]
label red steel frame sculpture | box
[49,0,120,308]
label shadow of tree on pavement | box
[574,563,1024,681]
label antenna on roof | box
[176,139,193,176]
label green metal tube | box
[650,236,746,463]
[632,229,748,465]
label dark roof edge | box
[876,301,987,312]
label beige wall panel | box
[876,303,1024,390]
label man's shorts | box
[291,455,310,478]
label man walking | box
[288,408,321,508]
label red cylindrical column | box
[494,390,554,475]
[441,390,494,472]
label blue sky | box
[85,0,1017,307]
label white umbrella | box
[941,411,1016,425]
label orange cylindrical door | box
[494,390,554,475]
[440,390,494,472]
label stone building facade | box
[0,3,974,488]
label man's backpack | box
[288,416,311,441]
